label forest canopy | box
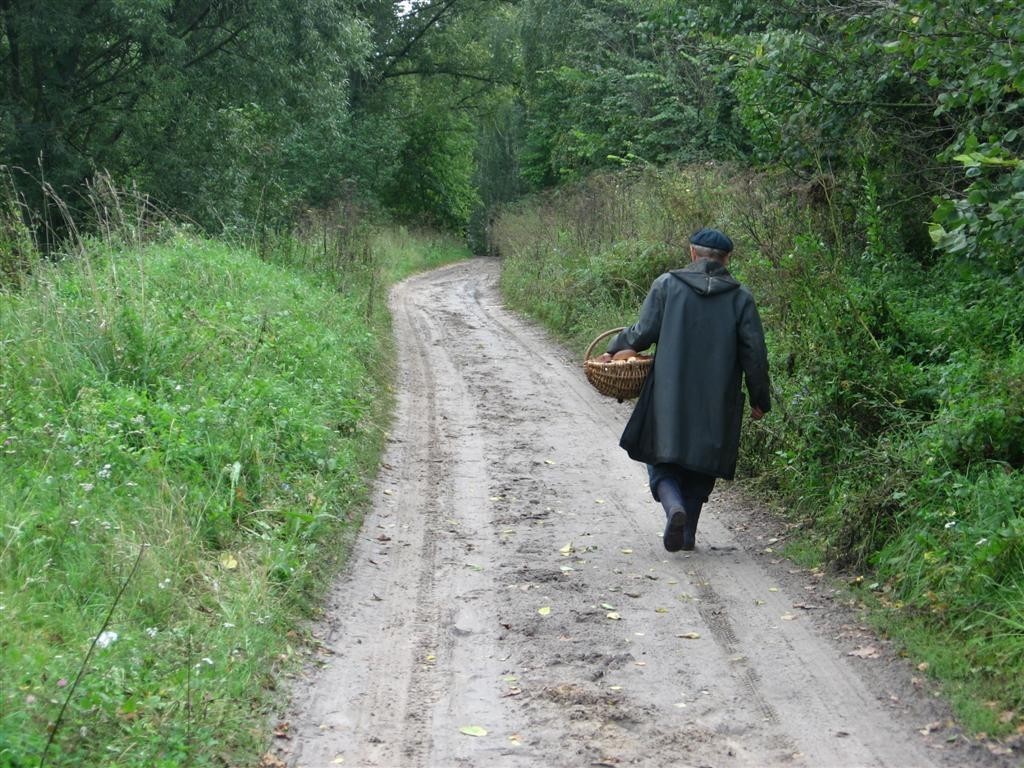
[2,0,1020,269]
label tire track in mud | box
[281,258,1007,768]
[692,566,780,728]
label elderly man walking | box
[600,228,771,551]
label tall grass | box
[494,163,1024,737]
[0,188,468,766]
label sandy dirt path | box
[280,259,1000,768]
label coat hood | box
[670,258,740,296]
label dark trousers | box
[647,463,716,505]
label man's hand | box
[595,352,613,362]
[750,406,765,421]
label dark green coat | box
[607,258,771,480]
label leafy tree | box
[0,0,371,229]
[344,0,521,230]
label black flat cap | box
[690,227,734,253]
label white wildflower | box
[95,631,118,649]
[145,627,158,638]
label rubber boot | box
[663,505,686,552]
[656,479,686,552]
[681,499,702,551]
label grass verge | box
[0,226,466,767]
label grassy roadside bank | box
[494,165,1024,743]
[0,227,466,767]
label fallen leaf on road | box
[459,725,488,737]
[781,613,796,621]
[848,646,880,659]
[917,662,930,671]
[595,498,606,504]
[332,757,345,765]
[655,607,669,614]
[678,632,701,640]
[544,459,556,465]
[606,612,622,621]
[768,587,779,592]
[600,603,616,611]
[260,754,288,768]
[538,606,551,616]
[620,548,633,554]
[559,542,574,557]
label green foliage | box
[0,0,371,230]
[380,103,480,231]
[0,226,467,766]
[0,178,35,288]
[331,0,521,231]
[517,0,746,187]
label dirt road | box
[281,259,998,768]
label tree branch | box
[383,66,516,86]
[382,0,461,75]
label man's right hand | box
[750,406,765,421]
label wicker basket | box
[583,327,653,401]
